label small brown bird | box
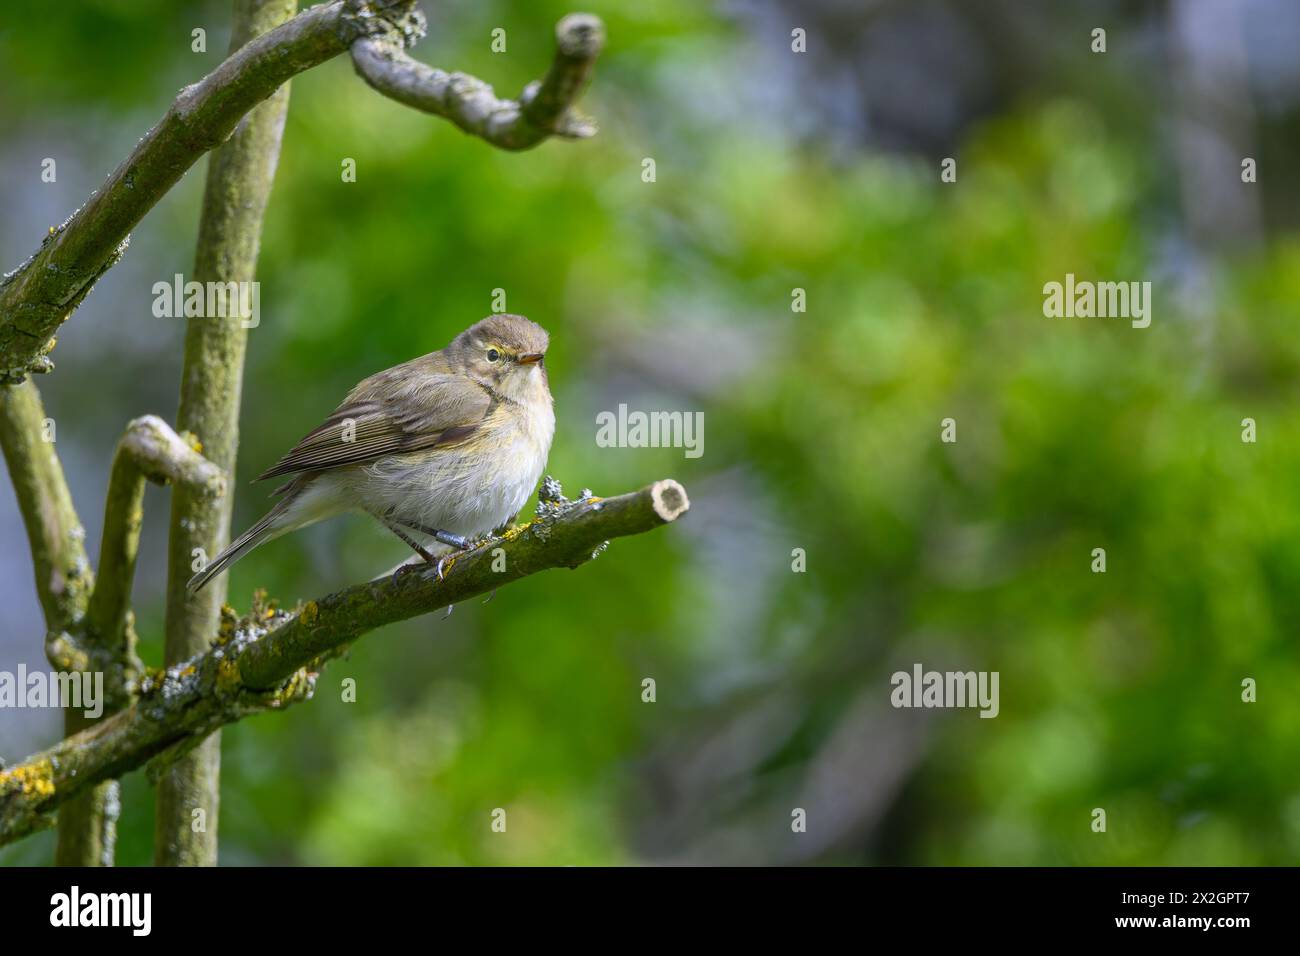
[188,314,555,593]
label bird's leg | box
[384,522,437,563]
[393,519,474,581]
[373,513,439,585]
[395,518,471,551]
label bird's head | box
[451,313,550,400]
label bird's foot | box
[428,530,482,581]
[434,552,455,581]
[390,560,420,588]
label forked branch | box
[351,11,605,148]
[88,414,226,703]
[0,0,606,383]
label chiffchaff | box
[187,314,555,593]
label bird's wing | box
[255,359,492,482]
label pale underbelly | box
[347,439,547,537]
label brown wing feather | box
[255,356,491,482]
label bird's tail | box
[186,501,291,594]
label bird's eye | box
[486,349,500,363]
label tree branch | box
[42,414,222,867]
[152,0,297,869]
[0,0,346,385]
[350,11,605,149]
[0,478,689,848]
[0,380,112,864]
[87,414,226,705]
[0,0,606,383]
[0,380,93,637]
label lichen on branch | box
[0,478,688,848]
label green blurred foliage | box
[1,0,1298,865]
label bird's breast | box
[361,396,554,538]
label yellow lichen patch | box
[300,601,319,627]
[276,669,314,705]
[501,521,535,543]
[218,608,239,639]
[0,758,56,798]
[215,656,242,695]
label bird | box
[187,313,555,593]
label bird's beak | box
[517,353,544,365]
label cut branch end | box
[650,479,690,524]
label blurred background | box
[2,0,1299,865]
